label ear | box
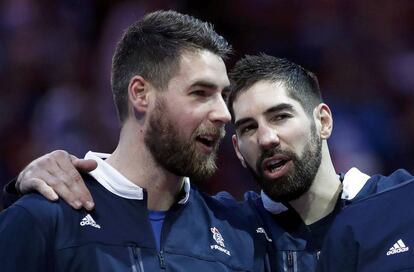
[232,134,247,168]
[128,75,151,114]
[314,103,333,140]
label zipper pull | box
[158,250,166,269]
[287,251,294,268]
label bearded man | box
[0,11,272,272]
[6,53,414,271]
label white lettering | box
[210,245,231,256]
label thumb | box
[70,155,98,173]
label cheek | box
[238,138,260,163]
[283,125,312,154]
[175,112,204,138]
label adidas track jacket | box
[243,168,414,272]
[0,175,273,272]
[317,169,414,272]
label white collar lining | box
[84,151,191,204]
[261,167,370,215]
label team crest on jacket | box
[210,227,230,256]
[256,227,272,242]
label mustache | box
[259,146,295,163]
[193,125,226,140]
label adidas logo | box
[386,239,409,256]
[80,214,101,229]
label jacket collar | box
[84,151,191,204]
[262,167,370,215]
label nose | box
[257,124,280,149]
[209,95,231,125]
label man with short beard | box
[6,54,414,271]
[245,121,321,203]
[227,54,414,271]
[0,11,272,272]
[145,96,224,182]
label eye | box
[190,90,208,97]
[238,124,256,135]
[271,113,291,122]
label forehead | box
[233,80,304,121]
[168,49,229,90]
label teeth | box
[268,160,282,167]
[266,159,285,172]
[200,135,213,141]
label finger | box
[29,178,59,201]
[18,157,62,194]
[56,155,95,210]
[49,179,83,209]
[62,173,95,211]
[17,150,84,209]
[70,156,98,173]
[67,181,95,211]
[34,167,83,209]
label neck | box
[289,143,341,225]
[106,121,185,211]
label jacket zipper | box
[265,252,271,272]
[158,250,166,270]
[286,251,294,272]
[129,246,145,272]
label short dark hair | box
[111,10,232,123]
[227,54,322,123]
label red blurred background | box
[1,0,414,210]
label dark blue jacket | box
[245,169,414,272]
[317,169,414,272]
[0,175,273,272]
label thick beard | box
[246,123,322,203]
[144,97,224,183]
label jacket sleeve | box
[317,220,358,272]
[0,204,51,271]
[1,177,21,209]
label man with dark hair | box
[0,11,272,271]
[228,54,326,204]
[111,10,232,124]
[228,54,345,270]
[228,54,414,271]
[6,53,414,271]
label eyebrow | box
[234,103,294,129]
[264,103,294,115]
[234,118,253,131]
[190,80,220,90]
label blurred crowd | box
[1,0,413,208]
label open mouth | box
[262,155,291,178]
[196,135,217,150]
[265,159,288,173]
